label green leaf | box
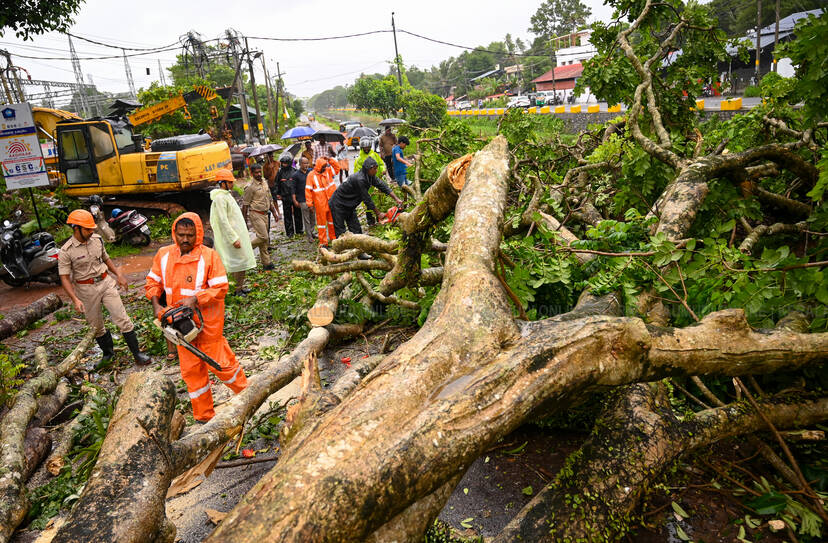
[746,492,787,515]
[503,441,527,455]
[522,486,533,496]
[460,517,474,529]
[675,524,691,541]
[671,501,689,519]
[463,488,469,495]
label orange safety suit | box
[145,213,248,421]
[305,157,340,246]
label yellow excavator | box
[32,85,230,214]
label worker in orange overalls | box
[145,212,248,422]
[305,156,340,247]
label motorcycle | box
[0,210,60,287]
[88,195,151,246]
[108,208,151,246]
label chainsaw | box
[154,306,222,371]
[379,205,403,224]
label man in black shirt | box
[291,157,316,243]
[275,153,304,237]
[329,157,403,238]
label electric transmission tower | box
[122,49,137,100]
[158,59,167,86]
[68,35,90,117]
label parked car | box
[506,95,531,109]
[339,121,362,133]
[455,100,472,110]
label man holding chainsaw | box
[329,157,403,238]
[145,213,248,422]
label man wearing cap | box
[59,209,150,366]
[210,169,256,296]
[242,163,280,270]
[329,157,403,238]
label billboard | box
[1,103,50,190]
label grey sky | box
[1,0,616,101]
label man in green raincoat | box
[210,169,256,296]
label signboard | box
[1,103,50,190]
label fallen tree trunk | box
[22,427,50,481]
[205,137,828,542]
[45,385,100,476]
[494,384,828,542]
[0,331,94,543]
[0,293,62,341]
[53,372,177,543]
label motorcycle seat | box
[22,243,40,260]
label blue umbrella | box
[281,126,316,139]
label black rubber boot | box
[124,330,151,365]
[95,331,115,369]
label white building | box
[554,30,598,67]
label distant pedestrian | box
[210,169,256,296]
[301,140,314,164]
[379,126,397,174]
[292,157,316,243]
[276,154,304,237]
[336,142,350,183]
[263,152,278,184]
[242,163,280,270]
[311,135,335,162]
[391,136,413,187]
[329,158,403,238]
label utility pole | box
[67,35,90,117]
[275,62,282,134]
[122,49,137,100]
[219,55,245,138]
[158,59,167,86]
[773,0,780,72]
[244,38,265,142]
[391,12,403,86]
[261,56,276,136]
[755,0,762,82]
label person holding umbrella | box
[311,134,335,163]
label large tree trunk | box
[0,294,62,340]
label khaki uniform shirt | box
[379,133,397,158]
[243,178,273,212]
[58,234,109,282]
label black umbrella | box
[312,128,346,143]
[346,126,376,139]
[379,117,406,127]
[247,143,284,158]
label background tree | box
[706,0,825,36]
[0,0,85,40]
[528,0,592,40]
[135,80,225,139]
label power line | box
[397,29,544,58]
[65,32,180,51]
[8,44,182,61]
[245,30,392,42]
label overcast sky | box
[1,0,617,102]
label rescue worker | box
[353,138,387,226]
[275,154,304,237]
[242,163,280,271]
[59,209,150,366]
[145,213,248,422]
[305,156,340,247]
[210,169,256,296]
[329,157,402,238]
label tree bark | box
[0,332,94,543]
[22,427,50,481]
[495,384,828,542]
[0,294,62,340]
[52,372,178,543]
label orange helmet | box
[66,209,96,229]
[215,169,235,183]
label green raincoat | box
[209,189,256,273]
[354,149,385,177]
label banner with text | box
[1,103,50,190]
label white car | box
[507,96,531,108]
[456,100,472,110]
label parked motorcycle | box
[0,210,60,287]
[88,196,151,246]
[109,208,151,246]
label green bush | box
[743,85,761,97]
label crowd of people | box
[57,125,414,424]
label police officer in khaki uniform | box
[242,163,281,270]
[59,209,150,366]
